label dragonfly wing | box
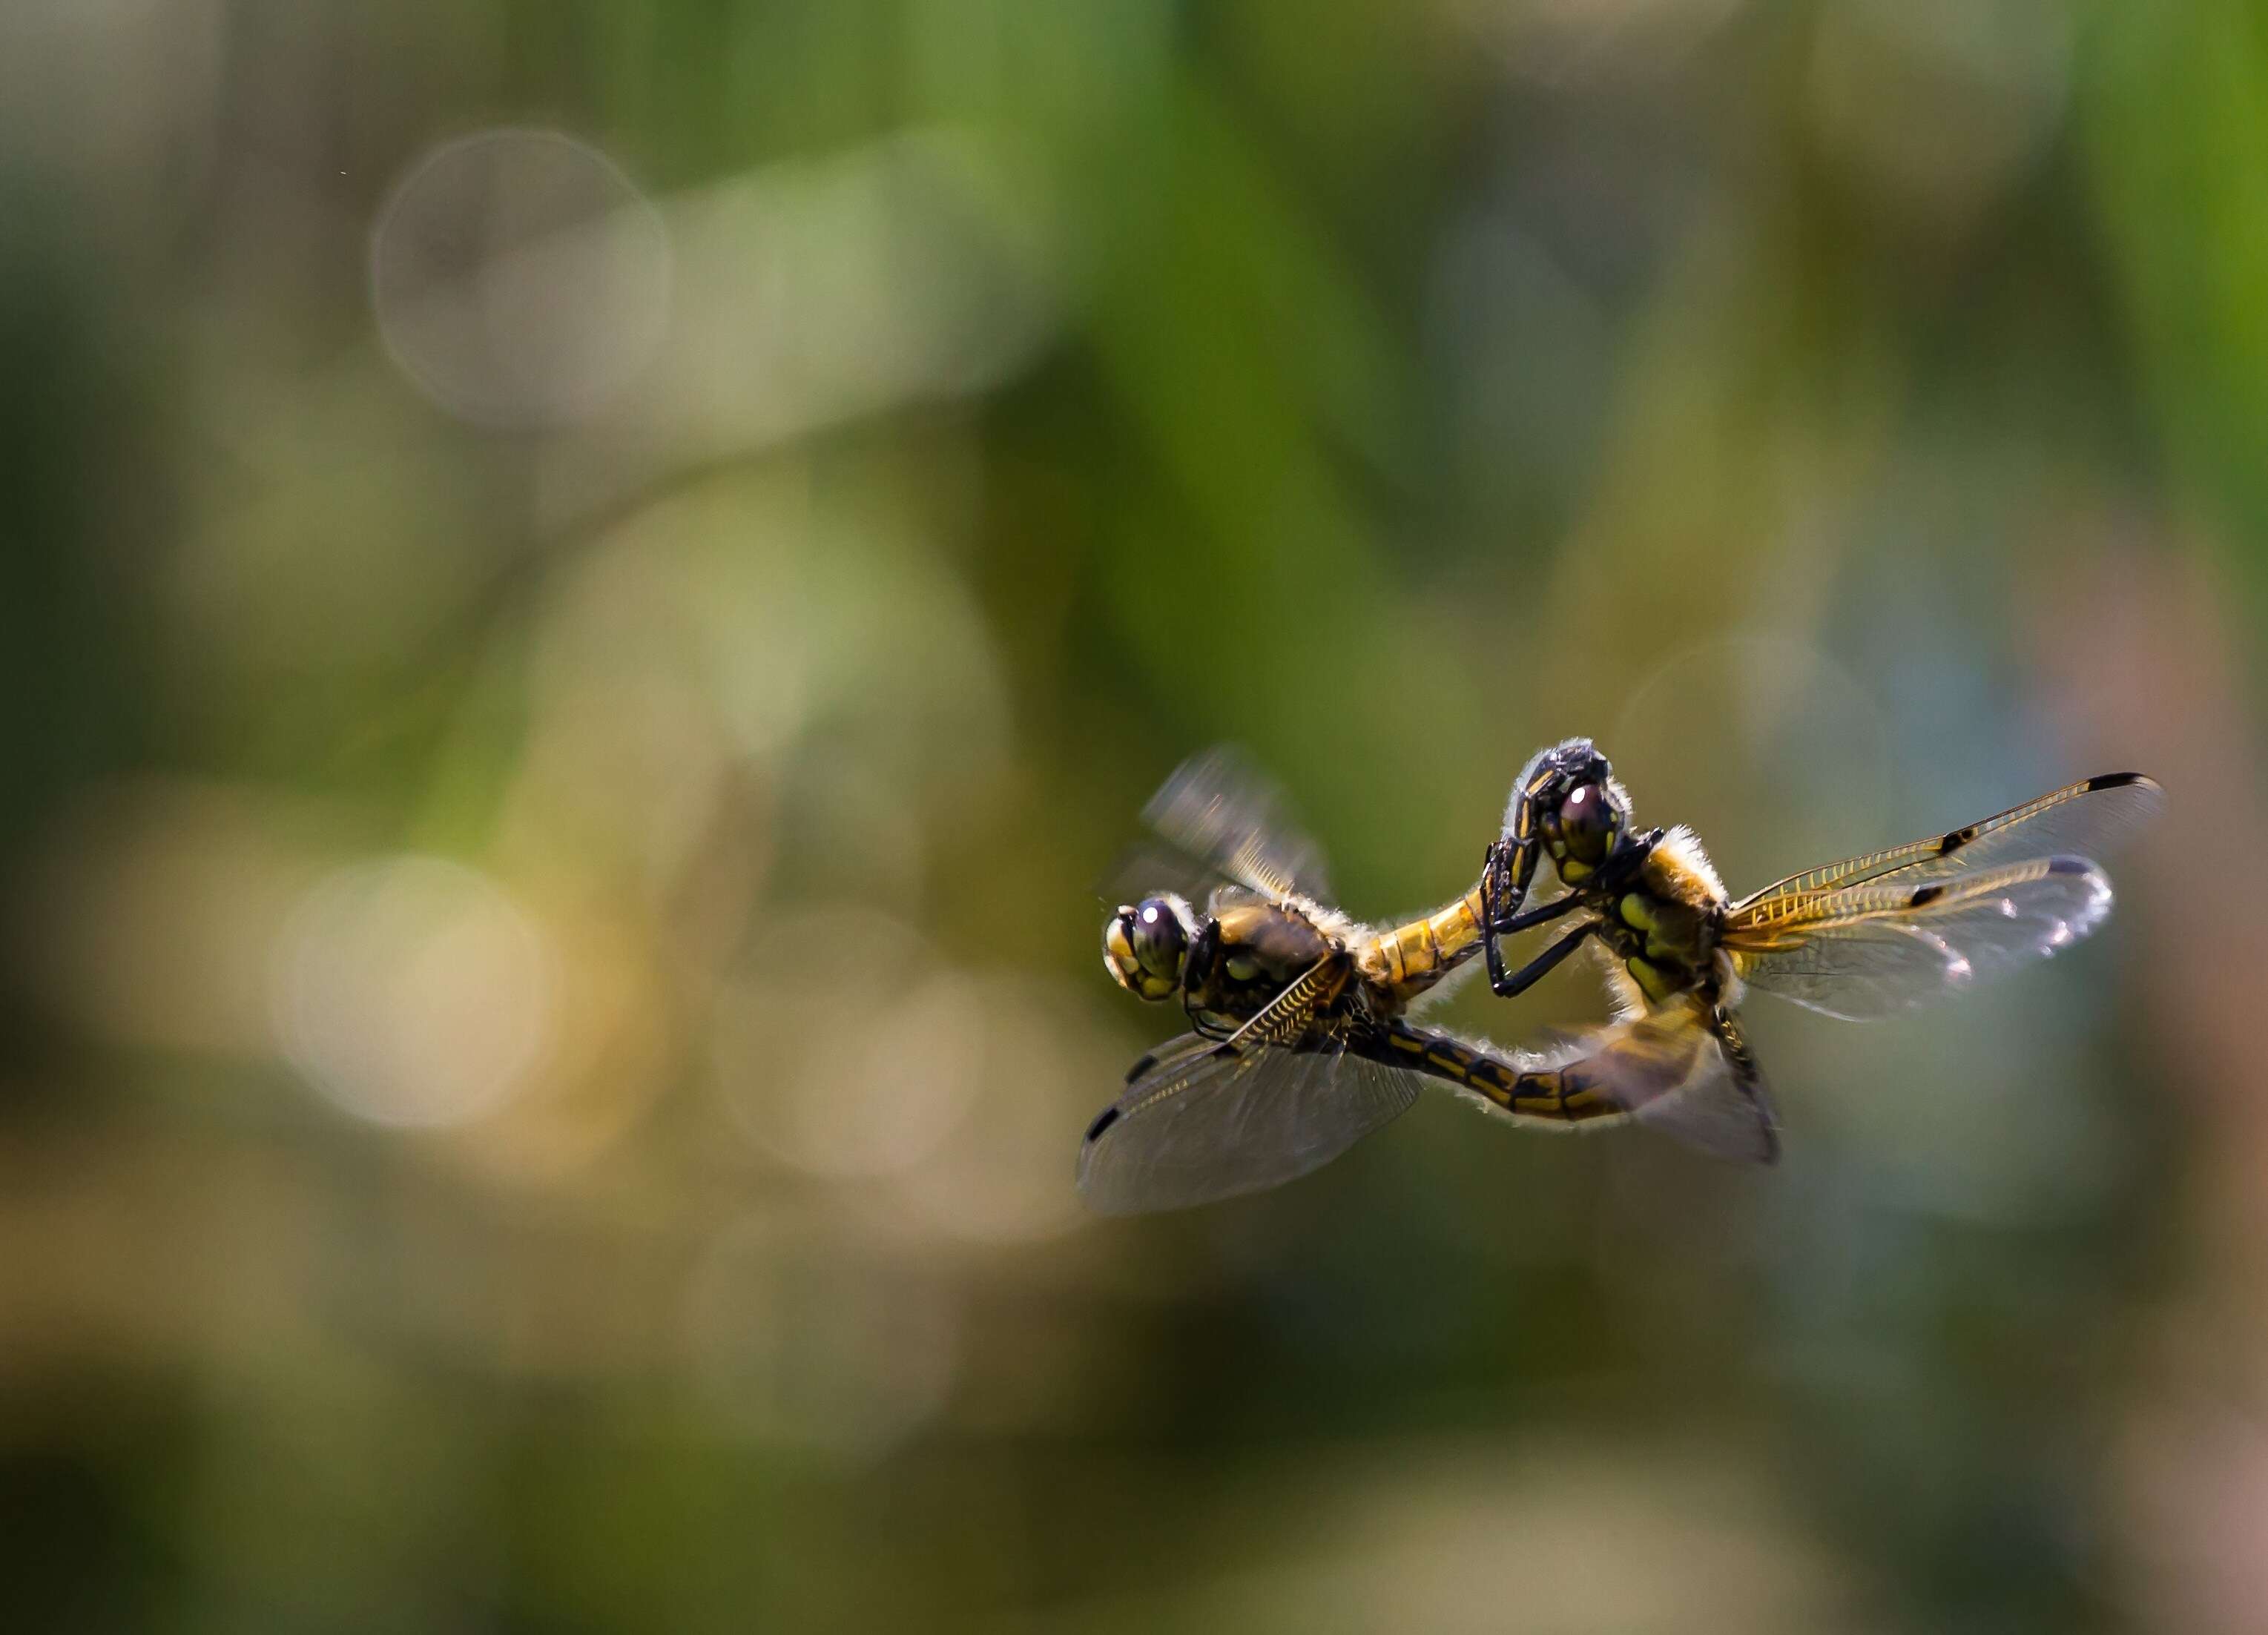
[1077,1031,1418,1215]
[1557,999,1779,1164]
[1096,842,1272,922]
[1726,856,2114,1020]
[1114,1030,1219,1093]
[1732,773,2160,912]
[1632,1005,1780,1164]
[1080,955,1396,1214]
[1138,744,1334,906]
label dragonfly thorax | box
[1185,903,1336,1020]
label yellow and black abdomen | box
[1365,887,1488,1002]
[1360,1021,1622,1128]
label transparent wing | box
[1557,1000,1779,1164]
[1727,855,2114,1020]
[1076,1031,1418,1215]
[1733,773,2160,913]
[1112,1031,1219,1097]
[1097,842,1269,918]
[1348,1006,1775,1163]
[1138,744,1333,906]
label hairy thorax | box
[1592,827,1729,1007]
[1191,904,1337,1020]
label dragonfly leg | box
[1486,921,1593,999]
[1494,893,1583,935]
[1479,840,1513,929]
[1481,837,1548,928]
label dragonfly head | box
[1104,894,1196,1002]
[1529,740,1629,882]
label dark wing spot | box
[2086,771,2152,791]
[2045,856,2091,876]
[1937,825,1977,855]
[1910,884,1945,907]
[1122,1052,1158,1085]
[1084,1106,1121,1143]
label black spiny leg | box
[1479,839,1510,931]
[1481,836,1586,997]
[1494,894,1582,935]
[1480,837,1543,928]
[1486,921,1594,1000]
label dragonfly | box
[1082,748,1777,1214]
[1471,739,2165,1160]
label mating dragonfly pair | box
[1082,741,2161,1214]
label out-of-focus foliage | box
[0,3,2262,1631]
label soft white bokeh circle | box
[273,856,555,1129]
[371,128,671,427]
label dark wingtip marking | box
[2086,771,2151,791]
[1084,1106,1121,1143]
[2045,856,2092,875]
[1938,825,1977,855]
[1910,883,1945,907]
[1123,1052,1158,1085]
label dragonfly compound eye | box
[1103,898,1188,1001]
[1558,781,1618,865]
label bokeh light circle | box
[710,909,980,1179]
[272,856,555,1129]
[1609,630,1892,895]
[370,128,671,427]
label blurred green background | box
[3,2,2264,1631]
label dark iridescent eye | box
[1104,897,1189,1003]
[1559,781,1615,863]
[1129,898,1187,976]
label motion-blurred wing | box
[1726,855,2114,1020]
[1555,1000,1779,1164]
[1732,773,2160,913]
[1138,744,1333,907]
[1077,1032,1418,1215]
[1098,842,1261,916]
